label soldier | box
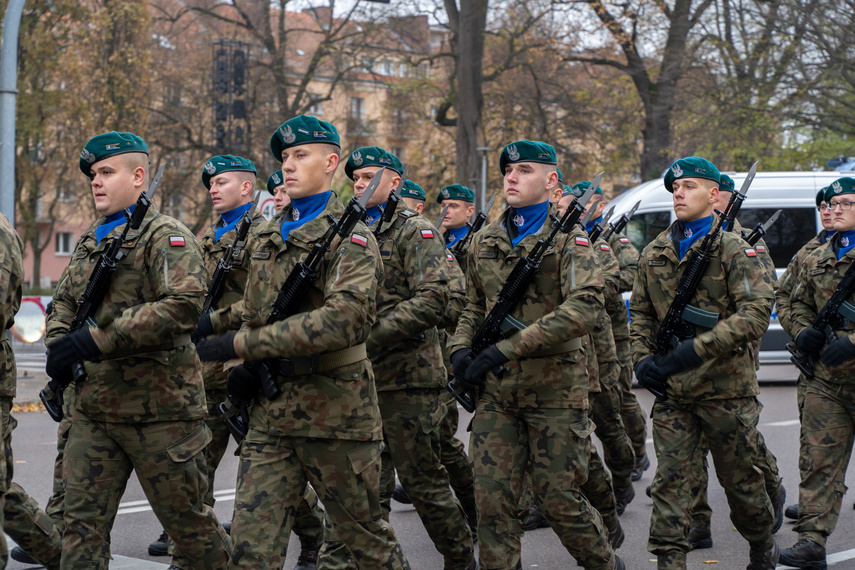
[449,140,624,570]
[196,117,409,570]
[321,146,475,570]
[438,184,476,247]
[45,131,229,569]
[267,169,291,213]
[780,176,855,569]
[776,186,834,522]
[681,173,786,551]
[400,180,426,214]
[630,156,778,570]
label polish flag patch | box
[744,248,757,257]
[575,237,589,247]
[421,229,434,239]
[619,237,630,244]
[447,253,455,261]
[600,244,611,251]
[756,245,766,253]
[169,236,185,247]
[351,234,368,247]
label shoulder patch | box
[447,252,454,261]
[351,234,368,247]
[169,236,186,247]
[744,248,757,257]
[756,245,766,253]
[599,244,611,251]
[619,237,630,244]
[575,237,589,247]
[648,259,666,266]
[420,229,435,239]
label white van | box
[608,171,846,364]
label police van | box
[608,170,846,364]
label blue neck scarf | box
[364,203,386,227]
[96,205,136,244]
[280,191,331,242]
[822,229,837,245]
[838,229,855,259]
[215,202,253,243]
[585,216,603,233]
[509,201,549,247]
[678,215,713,260]
[446,225,469,248]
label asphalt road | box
[5,364,855,569]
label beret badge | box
[352,150,363,166]
[279,124,296,144]
[272,172,281,185]
[204,161,216,175]
[80,148,96,164]
[833,180,843,194]
[442,188,450,198]
[507,144,520,161]
[671,163,683,177]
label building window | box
[55,232,74,256]
[391,147,404,161]
[350,97,365,122]
[307,97,324,115]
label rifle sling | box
[524,337,583,358]
[275,343,367,377]
[107,334,192,359]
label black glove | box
[797,327,826,354]
[461,345,508,390]
[227,365,261,401]
[820,336,855,367]
[196,332,238,362]
[46,328,101,373]
[659,340,703,377]
[634,356,668,400]
[450,349,475,380]
[191,312,214,344]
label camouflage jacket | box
[605,232,639,347]
[732,219,776,284]
[46,205,208,423]
[368,206,456,391]
[448,204,605,409]
[629,222,775,401]
[0,213,23,398]
[232,192,383,441]
[776,231,829,338]
[590,242,620,387]
[789,235,855,387]
[199,209,264,392]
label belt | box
[526,337,583,358]
[276,343,367,377]
[108,334,192,359]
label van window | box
[626,212,671,252]
[736,208,816,268]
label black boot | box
[772,484,786,534]
[294,541,321,570]
[10,546,38,564]
[687,526,712,550]
[521,500,549,531]
[746,538,779,570]
[631,453,651,481]
[779,539,827,570]
[148,529,169,556]
[608,519,625,549]
[614,484,635,515]
[785,504,799,520]
[392,482,412,504]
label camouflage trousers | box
[688,399,782,529]
[0,397,64,569]
[590,373,635,488]
[616,360,648,457]
[62,413,229,570]
[649,397,774,568]
[471,400,616,570]
[439,391,476,519]
[231,426,408,570]
[793,379,855,547]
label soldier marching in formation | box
[0,114,849,570]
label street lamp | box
[476,147,493,213]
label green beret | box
[267,170,284,193]
[719,174,735,193]
[817,187,827,208]
[827,177,855,199]
[663,156,721,192]
[437,184,475,204]
[570,180,603,196]
[269,115,340,161]
[202,155,257,189]
[561,184,576,197]
[557,168,564,184]
[344,146,403,180]
[79,131,148,178]
[400,180,425,201]
[499,140,557,175]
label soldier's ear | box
[709,186,719,204]
[325,152,340,174]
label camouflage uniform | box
[226,193,408,570]
[449,205,619,570]
[788,234,855,549]
[605,232,647,459]
[630,221,776,568]
[322,205,475,570]
[47,205,229,569]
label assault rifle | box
[741,209,781,247]
[218,169,384,440]
[722,162,757,232]
[374,165,408,236]
[434,204,449,231]
[587,205,614,242]
[447,173,602,412]
[40,163,166,422]
[788,260,855,378]
[654,167,754,356]
[602,200,641,242]
[450,193,497,259]
[200,194,259,318]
